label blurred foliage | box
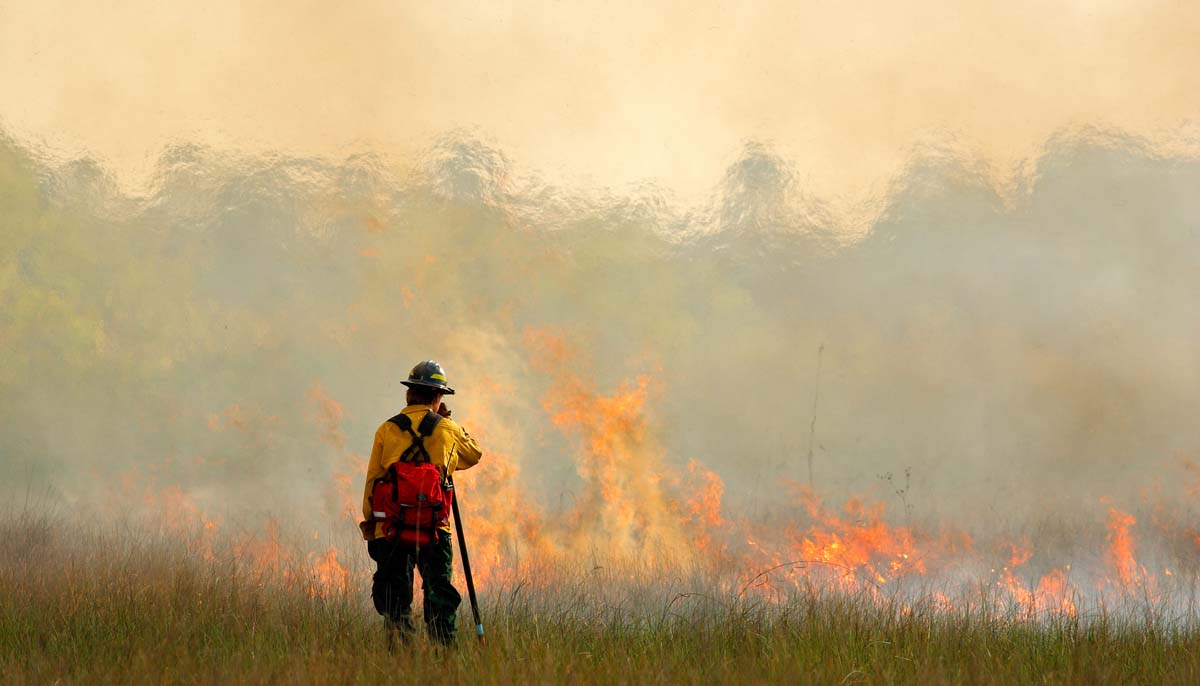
[1,129,1198,517]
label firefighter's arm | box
[360,426,386,540]
[452,423,483,471]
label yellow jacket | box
[360,405,483,540]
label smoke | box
[1,124,1198,546]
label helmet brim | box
[402,380,456,395]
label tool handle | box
[449,476,485,643]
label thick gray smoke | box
[1,126,1198,534]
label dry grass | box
[3,509,1200,685]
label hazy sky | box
[1,0,1196,202]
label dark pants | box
[367,533,461,644]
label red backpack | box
[369,411,452,547]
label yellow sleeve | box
[450,421,483,471]
[360,425,386,538]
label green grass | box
[3,510,1199,685]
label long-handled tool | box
[448,475,485,643]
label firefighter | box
[360,360,483,646]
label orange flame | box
[1106,506,1139,587]
[126,330,1198,619]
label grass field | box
[4,508,1200,685]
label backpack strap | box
[387,411,444,464]
[417,410,442,437]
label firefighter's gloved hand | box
[358,520,374,541]
[437,404,452,418]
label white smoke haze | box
[2,121,1199,617]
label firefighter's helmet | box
[402,360,456,395]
